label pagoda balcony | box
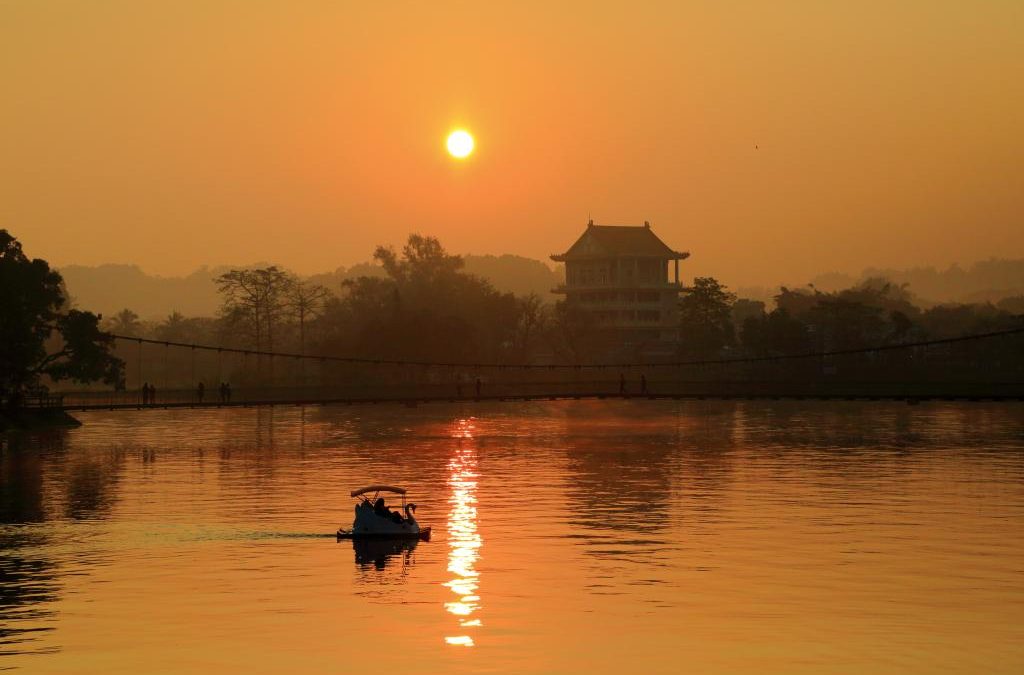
[552,281,684,294]
[592,316,679,329]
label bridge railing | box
[55,377,1024,408]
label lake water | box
[2,401,1023,673]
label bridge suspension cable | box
[106,323,1024,371]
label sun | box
[446,129,474,159]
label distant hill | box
[59,255,563,319]
[60,256,1022,319]
[733,259,1024,307]
[809,259,1024,306]
[59,264,225,319]
[463,254,562,299]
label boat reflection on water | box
[444,418,482,647]
[351,538,419,572]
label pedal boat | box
[336,485,431,541]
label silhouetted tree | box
[285,279,331,354]
[324,235,521,365]
[216,267,292,351]
[156,311,189,342]
[997,296,1024,316]
[741,308,810,356]
[512,293,548,360]
[679,277,736,358]
[0,230,123,408]
[104,308,142,336]
[544,302,607,364]
[731,298,765,332]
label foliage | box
[740,276,1022,360]
[104,308,142,337]
[320,235,522,364]
[215,266,293,351]
[679,277,737,358]
[741,308,811,357]
[0,230,123,407]
[545,302,599,364]
[286,280,331,353]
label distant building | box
[551,220,689,354]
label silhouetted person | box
[196,381,205,403]
[225,382,232,402]
[475,377,481,399]
[640,374,647,395]
[619,373,626,395]
[374,497,390,519]
[219,382,227,403]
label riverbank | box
[0,408,82,431]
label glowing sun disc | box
[447,130,474,158]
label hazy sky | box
[2,1,1022,287]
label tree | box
[512,293,547,360]
[323,234,522,364]
[215,266,293,351]
[105,308,142,337]
[0,230,123,408]
[679,277,737,358]
[731,298,765,331]
[373,234,464,288]
[741,308,810,356]
[545,302,600,364]
[804,297,886,350]
[156,311,189,342]
[286,279,331,354]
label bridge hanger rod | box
[105,324,1024,371]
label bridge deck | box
[61,390,1024,411]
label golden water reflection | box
[444,418,482,647]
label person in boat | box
[373,497,406,524]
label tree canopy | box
[322,234,522,363]
[679,277,737,358]
[0,230,123,408]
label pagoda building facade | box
[551,220,689,351]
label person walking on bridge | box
[619,373,627,395]
[475,377,482,399]
[196,381,205,404]
[640,373,648,395]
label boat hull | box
[337,526,431,541]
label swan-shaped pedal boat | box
[337,485,431,541]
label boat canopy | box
[351,485,407,497]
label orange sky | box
[1,1,1022,287]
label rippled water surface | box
[2,400,1023,673]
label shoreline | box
[0,408,82,432]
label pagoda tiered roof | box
[551,223,688,262]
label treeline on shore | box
[101,234,1024,382]
[4,226,1024,410]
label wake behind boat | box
[337,485,432,540]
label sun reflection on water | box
[444,418,482,647]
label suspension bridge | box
[46,325,1024,411]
